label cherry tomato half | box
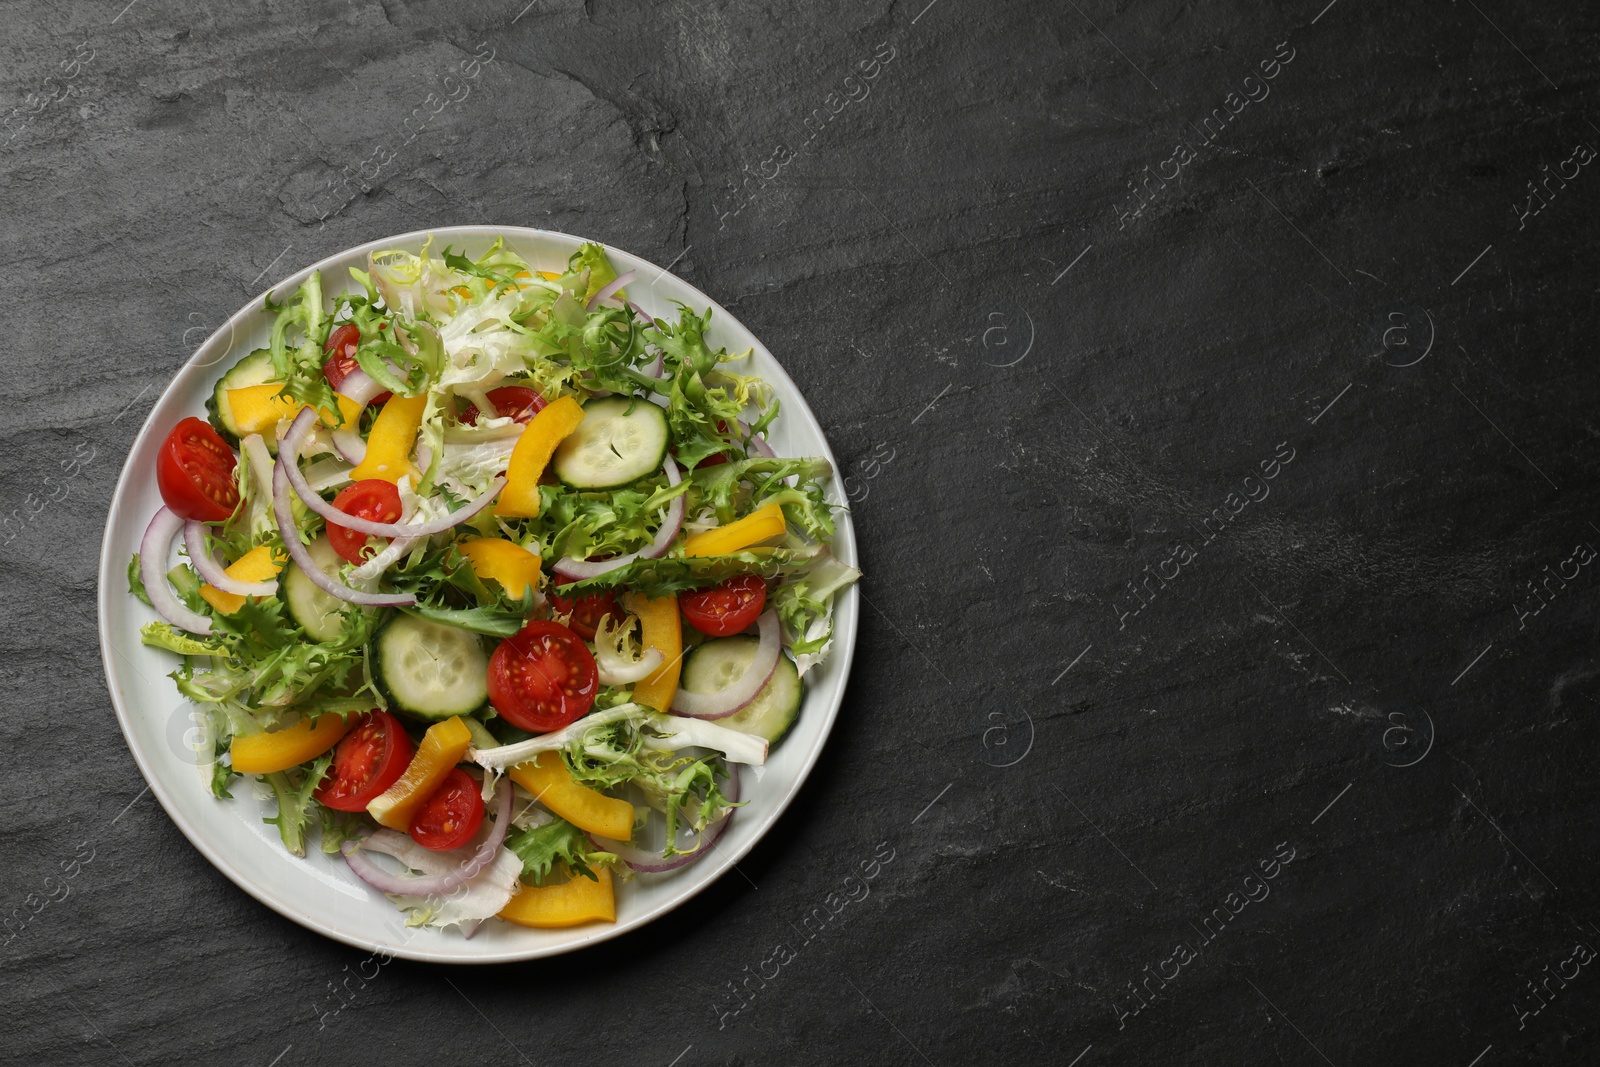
[325,479,403,565]
[680,574,767,637]
[314,710,414,813]
[156,417,240,522]
[547,582,621,641]
[487,620,599,733]
[408,767,485,851]
[460,386,547,426]
[322,322,391,405]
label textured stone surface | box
[2,0,1598,1063]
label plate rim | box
[96,224,859,964]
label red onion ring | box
[552,454,684,580]
[341,777,513,896]
[330,371,386,465]
[671,610,780,719]
[588,765,738,873]
[586,269,636,310]
[183,519,278,598]
[280,407,503,537]
[626,300,654,326]
[140,508,213,635]
[271,458,415,607]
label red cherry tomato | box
[547,582,622,641]
[460,386,547,426]
[156,417,240,522]
[680,574,767,637]
[487,620,599,733]
[325,479,403,565]
[314,711,414,813]
[408,768,485,851]
[322,323,391,405]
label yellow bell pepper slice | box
[458,538,542,598]
[494,395,585,518]
[223,385,300,434]
[508,753,634,840]
[498,867,615,928]
[224,385,361,435]
[347,394,428,483]
[625,592,682,712]
[367,716,472,830]
[198,544,285,614]
[680,502,788,558]
[230,714,351,775]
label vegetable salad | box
[129,237,858,934]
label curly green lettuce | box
[263,749,333,858]
[505,816,618,886]
[561,720,740,857]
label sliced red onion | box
[586,269,635,310]
[183,519,278,597]
[588,765,738,873]
[271,458,415,607]
[281,407,503,537]
[140,508,213,636]
[331,433,364,465]
[552,455,683,580]
[626,300,654,326]
[342,777,513,896]
[330,371,386,465]
[336,370,385,406]
[671,610,780,719]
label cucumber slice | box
[680,636,802,747]
[282,535,355,643]
[373,613,490,721]
[553,396,670,489]
[206,349,279,448]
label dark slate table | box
[3,1,1596,1064]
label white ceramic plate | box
[96,226,858,963]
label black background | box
[2,1,1597,1064]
